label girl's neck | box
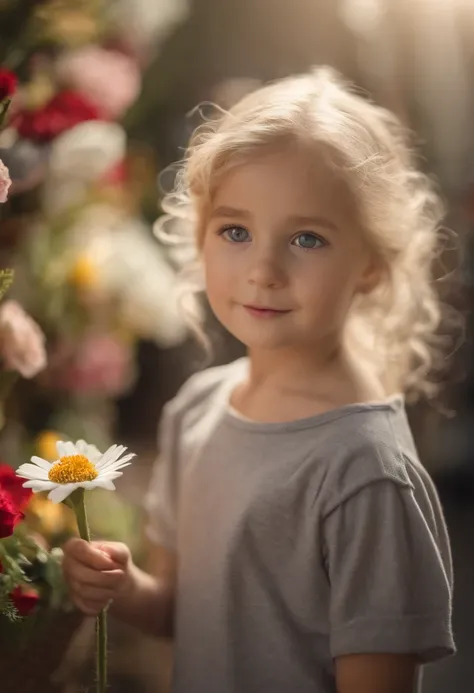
[231,343,387,423]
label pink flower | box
[47,333,134,396]
[0,301,47,378]
[0,159,11,203]
[56,46,141,120]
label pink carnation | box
[0,159,11,203]
[56,46,141,120]
[0,300,47,378]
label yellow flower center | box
[48,455,98,484]
[69,256,98,290]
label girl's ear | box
[356,256,384,295]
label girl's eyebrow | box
[288,215,338,231]
[210,206,251,219]
[211,207,337,232]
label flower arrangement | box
[0,0,190,454]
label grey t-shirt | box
[145,358,455,693]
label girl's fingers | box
[74,584,114,602]
[65,564,124,589]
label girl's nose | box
[247,249,287,289]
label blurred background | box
[0,0,473,691]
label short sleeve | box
[323,479,455,662]
[144,402,179,550]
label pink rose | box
[0,158,11,203]
[56,46,141,120]
[0,300,47,378]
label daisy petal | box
[16,463,50,480]
[65,441,78,456]
[96,478,116,491]
[96,450,133,472]
[48,483,78,504]
[95,444,118,470]
[22,480,57,491]
[87,448,102,463]
[104,462,132,474]
[96,471,123,481]
[30,456,53,471]
[75,439,88,455]
[56,441,76,457]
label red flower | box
[0,489,22,538]
[0,464,32,511]
[0,464,32,538]
[13,90,102,143]
[0,69,17,101]
[9,586,39,616]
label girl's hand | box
[62,538,132,616]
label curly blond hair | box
[157,67,452,400]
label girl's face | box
[203,146,378,355]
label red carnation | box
[0,69,17,101]
[0,463,32,538]
[9,586,39,616]
[13,90,102,143]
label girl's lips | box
[243,305,291,318]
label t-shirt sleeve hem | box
[144,521,176,550]
[330,613,456,663]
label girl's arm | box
[335,653,418,693]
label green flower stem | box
[70,488,107,693]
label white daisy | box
[16,440,135,504]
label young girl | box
[63,68,456,693]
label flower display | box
[0,300,47,378]
[0,1,190,684]
[17,440,135,503]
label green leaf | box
[0,595,20,622]
[0,268,14,301]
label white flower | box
[16,440,135,504]
[111,0,189,54]
[43,121,126,215]
[68,208,189,346]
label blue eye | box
[292,232,326,249]
[220,225,251,243]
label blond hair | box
[157,67,453,400]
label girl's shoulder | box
[163,357,246,423]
